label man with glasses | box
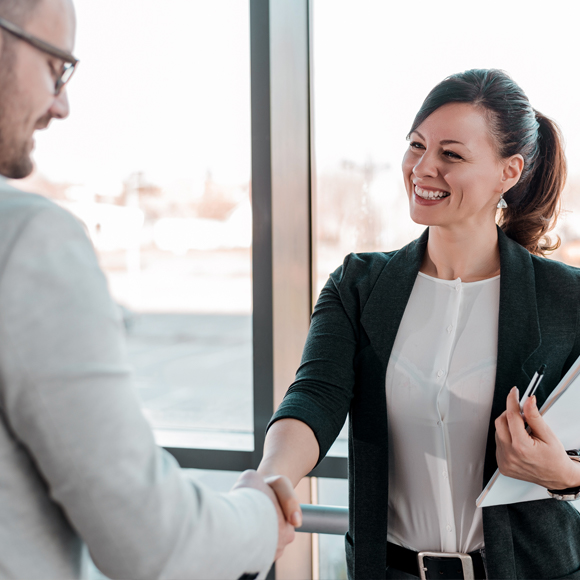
[0,0,74,178]
[0,0,299,578]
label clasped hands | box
[232,388,580,565]
[495,387,580,490]
[232,470,301,561]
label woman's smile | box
[413,184,450,205]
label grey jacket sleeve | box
[0,203,276,580]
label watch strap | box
[547,487,580,501]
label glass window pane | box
[13,0,253,451]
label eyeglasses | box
[0,16,79,95]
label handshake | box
[232,470,302,561]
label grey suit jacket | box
[0,179,277,580]
[272,227,580,579]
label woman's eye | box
[409,141,424,150]
[443,150,462,160]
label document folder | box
[477,354,580,508]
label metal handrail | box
[297,504,348,535]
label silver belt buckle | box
[417,551,475,580]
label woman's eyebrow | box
[440,139,466,146]
[412,131,470,150]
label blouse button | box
[446,524,453,532]
[437,370,445,378]
[447,325,453,333]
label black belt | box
[387,541,486,579]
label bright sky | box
[31,0,580,197]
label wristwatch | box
[547,450,580,501]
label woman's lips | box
[413,192,449,206]
[413,184,450,206]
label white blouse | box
[386,272,500,554]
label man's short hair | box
[0,0,41,26]
[0,0,41,59]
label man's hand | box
[232,470,297,561]
[495,387,580,489]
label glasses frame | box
[0,16,79,94]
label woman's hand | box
[264,474,302,528]
[232,471,297,561]
[495,387,580,489]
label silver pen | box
[519,364,546,412]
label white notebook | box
[477,354,580,508]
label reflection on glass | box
[12,0,253,450]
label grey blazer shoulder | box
[271,227,580,579]
[0,180,74,259]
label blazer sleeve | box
[0,204,277,580]
[269,255,360,463]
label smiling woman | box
[406,70,566,258]
[403,102,522,249]
[260,69,580,580]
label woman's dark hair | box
[409,69,566,256]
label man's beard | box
[0,46,34,179]
[0,127,34,179]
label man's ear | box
[502,154,524,192]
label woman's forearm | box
[258,418,320,488]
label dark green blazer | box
[271,227,580,579]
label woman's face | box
[402,102,511,230]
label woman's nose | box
[413,150,438,178]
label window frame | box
[162,0,347,480]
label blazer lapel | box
[358,226,542,484]
[482,227,541,484]
[360,229,428,370]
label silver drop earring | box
[497,194,507,209]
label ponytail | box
[498,112,566,256]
